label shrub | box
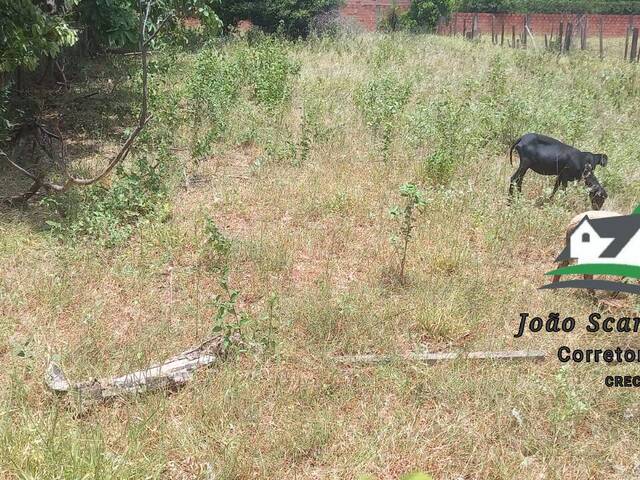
[389,183,428,285]
[405,0,452,32]
[186,46,242,157]
[378,3,407,32]
[78,0,138,50]
[239,38,300,107]
[216,0,344,38]
[355,73,412,161]
[44,155,169,247]
[79,0,223,52]
[411,95,470,184]
[0,0,77,72]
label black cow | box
[508,133,608,201]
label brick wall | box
[445,13,637,38]
[340,1,637,36]
[340,0,411,30]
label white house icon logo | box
[542,204,640,294]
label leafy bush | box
[202,216,232,273]
[78,0,139,50]
[78,0,223,52]
[216,0,344,38]
[405,0,452,31]
[185,37,298,159]
[411,95,470,184]
[377,3,406,32]
[455,0,640,15]
[0,0,77,72]
[355,73,412,161]
[240,38,300,106]
[186,46,242,157]
[44,156,169,247]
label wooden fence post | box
[523,16,527,49]
[559,22,564,53]
[630,27,639,63]
[580,17,587,50]
[625,26,630,60]
[564,22,573,52]
[545,34,548,49]
[501,21,505,46]
[491,15,495,44]
[599,16,604,60]
[512,25,516,48]
[463,19,467,39]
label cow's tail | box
[509,137,522,166]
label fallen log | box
[45,336,225,403]
[334,350,546,365]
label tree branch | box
[45,335,227,404]
[144,13,174,47]
[2,0,155,201]
[0,148,39,182]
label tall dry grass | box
[1,32,640,479]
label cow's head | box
[582,164,607,210]
[595,153,608,167]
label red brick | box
[341,2,636,36]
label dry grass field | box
[2,33,640,479]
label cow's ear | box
[600,154,608,167]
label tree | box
[0,0,158,204]
[405,0,452,32]
[0,0,77,73]
[216,0,344,38]
[78,0,222,52]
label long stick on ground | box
[335,350,546,365]
[45,336,226,403]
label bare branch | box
[63,115,151,187]
[139,0,152,125]
[144,13,175,47]
[45,335,227,405]
[2,0,155,201]
[0,148,39,182]
[4,180,43,206]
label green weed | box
[356,72,411,161]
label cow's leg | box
[509,166,528,199]
[550,172,569,201]
[549,176,562,200]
